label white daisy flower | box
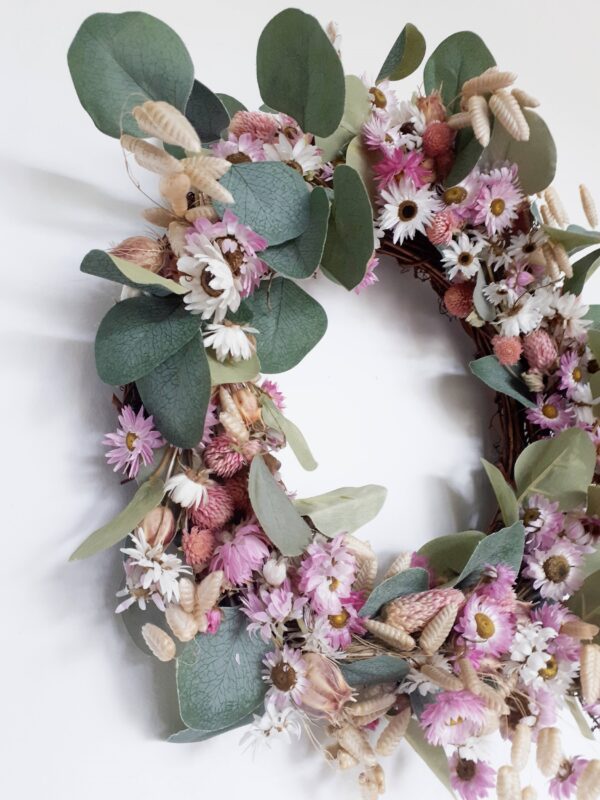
[240,698,303,752]
[482,281,517,307]
[497,293,544,337]
[507,229,547,261]
[178,234,242,322]
[555,292,591,339]
[378,179,441,245]
[164,470,209,509]
[203,323,258,362]
[442,233,485,280]
[509,621,577,696]
[533,285,558,318]
[389,100,426,150]
[263,133,322,175]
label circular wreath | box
[69,9,600,800]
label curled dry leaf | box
[489,90,530,141]
[510,722,531,771]
[462,67,518,98]
[132,100,202,152]
[375,707,410,756]
[336,722,377,767]
[496,764,521,800]
[165,603,198,642]
[363,619,416,651]
[418,602,459,656]
[468,95,491,147]
[120,134,183,175]
[580,643,600,705]
[141,623,176,662]
[536,727,562,778]
[580,184,599,229]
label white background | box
[2,1,600,797]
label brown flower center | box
[370,86,387,109]
[458,252,474,266]
[543,555,570,583]
[542,403,559,419]
[456,758,477,781]
[271,662,297,692]
[490,198,506,216]
[285,159,304,174]
[523,508,540,526]
[443,186,468,205]
[328,610,350,629]
[125,432,138,451]
[475,612,496,640]
[398,200,418,222]
[215,237,244,275]
[538,655,559,680]
[226,151,251,164]
[200,267,224,297]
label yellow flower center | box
[572,366,583,382]
[443,186,468,205]
[543,555,570,583]
[125,432,138,451]
[329,577,341,591]
[475,612,496,640]
[370,86,387,109]
[490,198,506,216]
[397,200,418,221]
[542,403,559,420]
[538,655,559,680]
[328,610,350,629]
[447,716,464,727]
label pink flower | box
[316,593,366,651]
[522,494,564,550]
[373,148,430,189]
[526,393,575,432]
[182,527,215,568]
[478,563,517,604]
[426,209,460,245]
[189,483,234,529]
[420,690,487,746]
[229,110,280,142]
[210,518,270,585]
[204,434,257,478]
[241,581,306,642]
[473,166,523,236]
[201,398,219,446]
[559,351,587,398]
[103,405,164,479]
[524,540,584,600]
[449,753,495,800]
[205,608,222,634]
[211,132,265,163]
[260,379,286,410]
[263,646,307,709]
[455,594,515,658]
[297,535,356,615]
[354,255,380,294]
[549,757,590,800]
[444,283,474,319]
[224,471,251,514]
[492,335,523,366]
[522,329,558,371]
[532,602,580,663]
[422,121,455,157]
[362,112,400,151]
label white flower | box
[164,471,208,508]
[240,698,303,752]
[507,229,547,262]
[482,281,517,307]
[555,292,591,339]
[263,133,322,174]
[509,621,577,696]
[533,285,558,318]
[389,100,426,150]
[378,179,441,245]
[178,234,241,322]
[300,612,340,657]
[442,233,485,280]
[498,293,544,337]
[572,382,595,424]
[400,654,452,696]
[202,322,258,362]
[263,557,287,587]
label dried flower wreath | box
[69,10,600,800]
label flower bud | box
[416,91,447,124]
[263,557,287,587]
[142,506,175,548]
[111,236,165,272]
[300,653,353,719]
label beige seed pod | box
[545,186,569,227]
[336,722,377,767]
[354,556,378,594]
[489,90,530,141]
[467,95,491,147]
[511,88,540,108]
[337,748,358,770]
[347,693,397,718]
[479,707,501,737]
[160,172,192,217]
[358,775,379,800]
[182,155,233,204]
[375,707,410,756]
[185,204,219,223]
[580,184,599,229]
[143,206,178,228]
[511,723,532,771]
[368,764,385,794]
[457,657,480,693]
[165,604,198,642]
[539,203,559,228]
[577,760,600,800]
[141,623,176,662]
[132,101,202,152]
[383,552,412,580]
[561,619,600,641]
[363,619,416,651]
[120,134,184,175]
[178,577,196,613]
[419,603,459,656]
[522,370,546,394]
[581,643,600,705]
[497,765,521,800]
[477,682,509,715]
[521,787,537,800]
[344,534,376,561]
[194,570,223,632]
[447,111,472,130]
[352,710,390,728]
[542,243,561,281]
[462,67,518,97]
[420,664,463,692]
[219,387,251,444]
[536,727,562,777]
[167,221,190,258]
[552,242,573,279]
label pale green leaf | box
[340,655,408,687]
[293,485,387,537]
[424,31,495,114]
[168,713,256,743]
[207,351,260,385]
[345,136,377,208]
[418,531,485,581]
[377,24,426,82]
[472,267,495,322]
[315,76,371,162]
[568,571,600,634]
[405,719,456,797]
[481,459,519,525]
[261,397,317,471]
[588,484,600,518]
[360,568,429,618]
[452,522,525,588]
[544,225,600,253]
[586,305,600,329]
[563,249,600,296]
[81,249,186,296]
[470,355,535,408]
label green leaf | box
[261,397,317,471]
[340,655,409,687]
[360,568,429,618]
[81,249,186,296]
[216,93,247,117]
[469,355,536,408]
[248,455,313,556]
[405,719,456,798]
[293,485,387,537]
[214,162,311,246]
[423,31,495,115]
[244,278,328,373]
[176,607,269,731]
[482,110,556,195]
[418,531,485,581]
[321,164,374,290]
[452,522,525,588]
[69,478,165,560]
[67,12,194,138]
[544,225,600,253]
[137,334,210,449]
[256,9,345,137]
[184,79,230,143]
[168,713,256,743]
[588,329,600,363]
[472,266,495,322]
[565,697,596,741]
[564,249,600,296]
[481,459,519,525]
[95,295,199,385]
[315,76,371,162]
[207,350,260,385]
[261,187,330,279]
[377,24,427,82]
[588,484,600,518]
[587,305,600,329]
[445,128,483,186]
[345,136,377,208]
[568,571,600,633]
[515,427,596,510]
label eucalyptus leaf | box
[589,306,600,329]
[423,31,495,115]
[564,249,600,296]
[81,249,186,296]
[248,456,313,556]
[340,655,408,687]
[377,24,426,82]
[418,531,485,581]
[481,459,519,525]
[469,355,536,408]
[256,9,345,137]
[214,162,311,246]
[68,12,194,138]
[587,329,600,363]
[184,79,230,143]
[261,187,330,279]
[243,278,328,373]
[472,267,495,322]
[345,136,377,208]
[515,427,596,510]
[568,571,600,634]
[216,94,247,117]
[359,568,429,618]
[544,225,600,253]
[69,478,165,560]
[445,128,484,186]
[315,76,371,162]
[588,484,600,518]
[321,164,374,290]
[261,397,317,471]
[293,485,387,537]
[405,719,456,797]
[137,334,210,449]
[168,713,256,743]
[176,607,269,731]
[207,351,261,385]
[452,522,525,588]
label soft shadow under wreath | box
[68,9,600,800]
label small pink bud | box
[416,91,447,124]
[142,506,175,547]
[111,236,165,272]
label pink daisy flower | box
[211,132,265,163]
[522,494,564,550]
[526,393,575,432]
[260,379,286,410]
[373,148,430,190]
[455,594,515,658]
[549,757,590,800]
[316,593,366,651]
[362,112,400,151]
[478,563,517,604]
[298,535,356,615]
[103,405,164,479]
[559,350,587,398]
[449,753,495,800]
[532,602,580,663]
[242,582,306,642]
[524,540,585,600]
[263,645,307,709]
[420,690,487,746]
[210,518,270,586]
[354,255,380,294]
[473,166,523,235]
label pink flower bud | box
[111,236,165,272]
[300,653,353,719]
[416,91,447,124]
[142,506,175,547]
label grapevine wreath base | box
[69,9,600,800]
